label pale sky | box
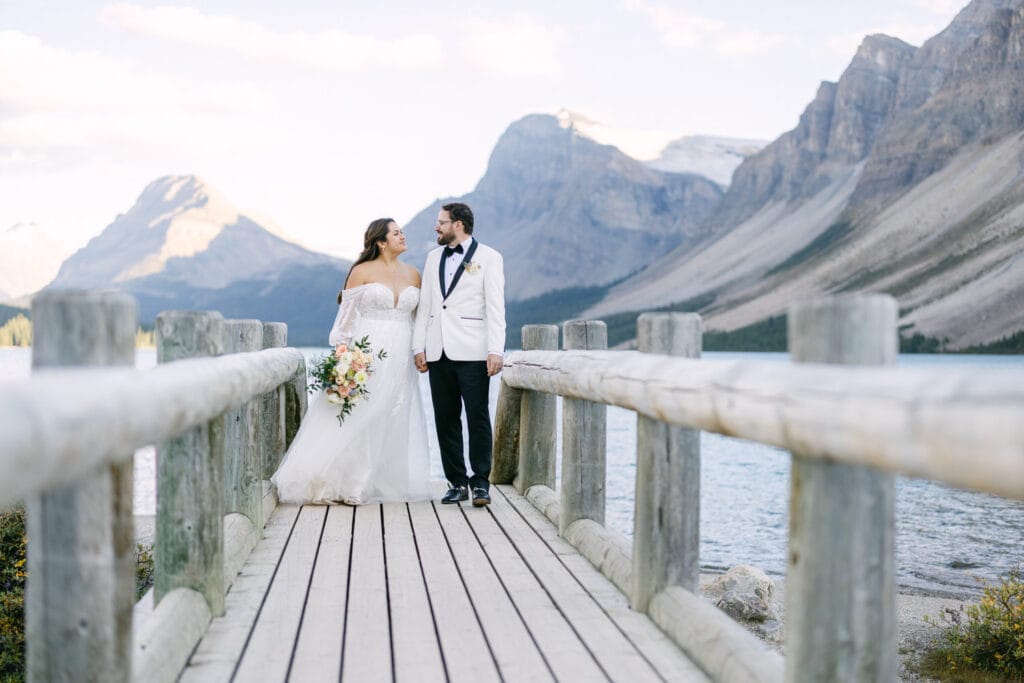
[1,0,965,260]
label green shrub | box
[922,567,1024,681]
[0,507,157,683]
[135,543,155,601]
[0,506,26,683]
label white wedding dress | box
[271,283,434,504]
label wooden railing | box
[491,294,1024,683]
[0,291,308,683]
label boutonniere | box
[463,260,481,274]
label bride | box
[271,218,434,505]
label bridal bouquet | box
[309,336,388,425]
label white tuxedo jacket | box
[413,240,506,362]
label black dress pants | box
[427,352,492,491]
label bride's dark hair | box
[338,217,395,303]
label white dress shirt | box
[443,236,472,293]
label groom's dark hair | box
[443,202,474,234]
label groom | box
[413,202,506,507]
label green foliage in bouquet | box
[921,567,1024,681]
[308,335,387,424]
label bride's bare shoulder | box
[346,262,374,288]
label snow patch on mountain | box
[556,108,766,186]
[648,135,767,186]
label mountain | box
[552,109,766,186]
[401,113,724,302]
[584,0,1024,350]
[0,222,69,301]
[51,176,338,289]
[47,175,351,345]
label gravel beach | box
[699,572,969,682]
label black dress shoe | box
[472,487,491,507]
[441,485,468,504]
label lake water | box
[3,346,1022,599]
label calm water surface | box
[3,346,1022,598]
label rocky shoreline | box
[699,570,970,682]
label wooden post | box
[26,290,137,683]
[154,311,226,616]
[517,324,558,493]
[284,355,308,450]
[490,379,523,485]
[222,319,263,527]
[631,313,702,611]
[786,294,898,683]
[560,320,607,535]
[260,322,288,478]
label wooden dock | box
[179,485,707,683]
[6,291,1024,683]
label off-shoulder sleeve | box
[328,287,363,346]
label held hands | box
[413,352,502,375]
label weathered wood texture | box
[26,290,137,683]
[260,322,288,477]
[560,320,607,535]
[489,379,523,484]
[182,489,704,682]
[649,586,784,683]
[522,483,780,683]
[517,324,559,493]
[633,312,702,609]
[499,349,1024,500]
[131,588,211,683]
[0,348,304,507]
[284,354,308,450]
[154,311,226,616]
[222,319,264,527]
[785,295,897,683]
[526,484,631,594]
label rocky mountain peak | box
[50,176,333,290]
[707,32,916,228]
[850,0,1024,211]
[401,111,724,300]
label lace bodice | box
[329,283,419,345]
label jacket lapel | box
[443,239,479,300]
[438,250,447,298]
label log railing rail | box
[0,292,308,683]
[491,294,1024,683]
[5,290,1023,682]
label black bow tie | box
[443,244,464,258]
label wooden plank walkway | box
[180,485,710,683]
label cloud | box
[0,30,279,164]
[624,0,784,57]
[460,14,563,78]
[910,0,966,16]
[100,3,444,71]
